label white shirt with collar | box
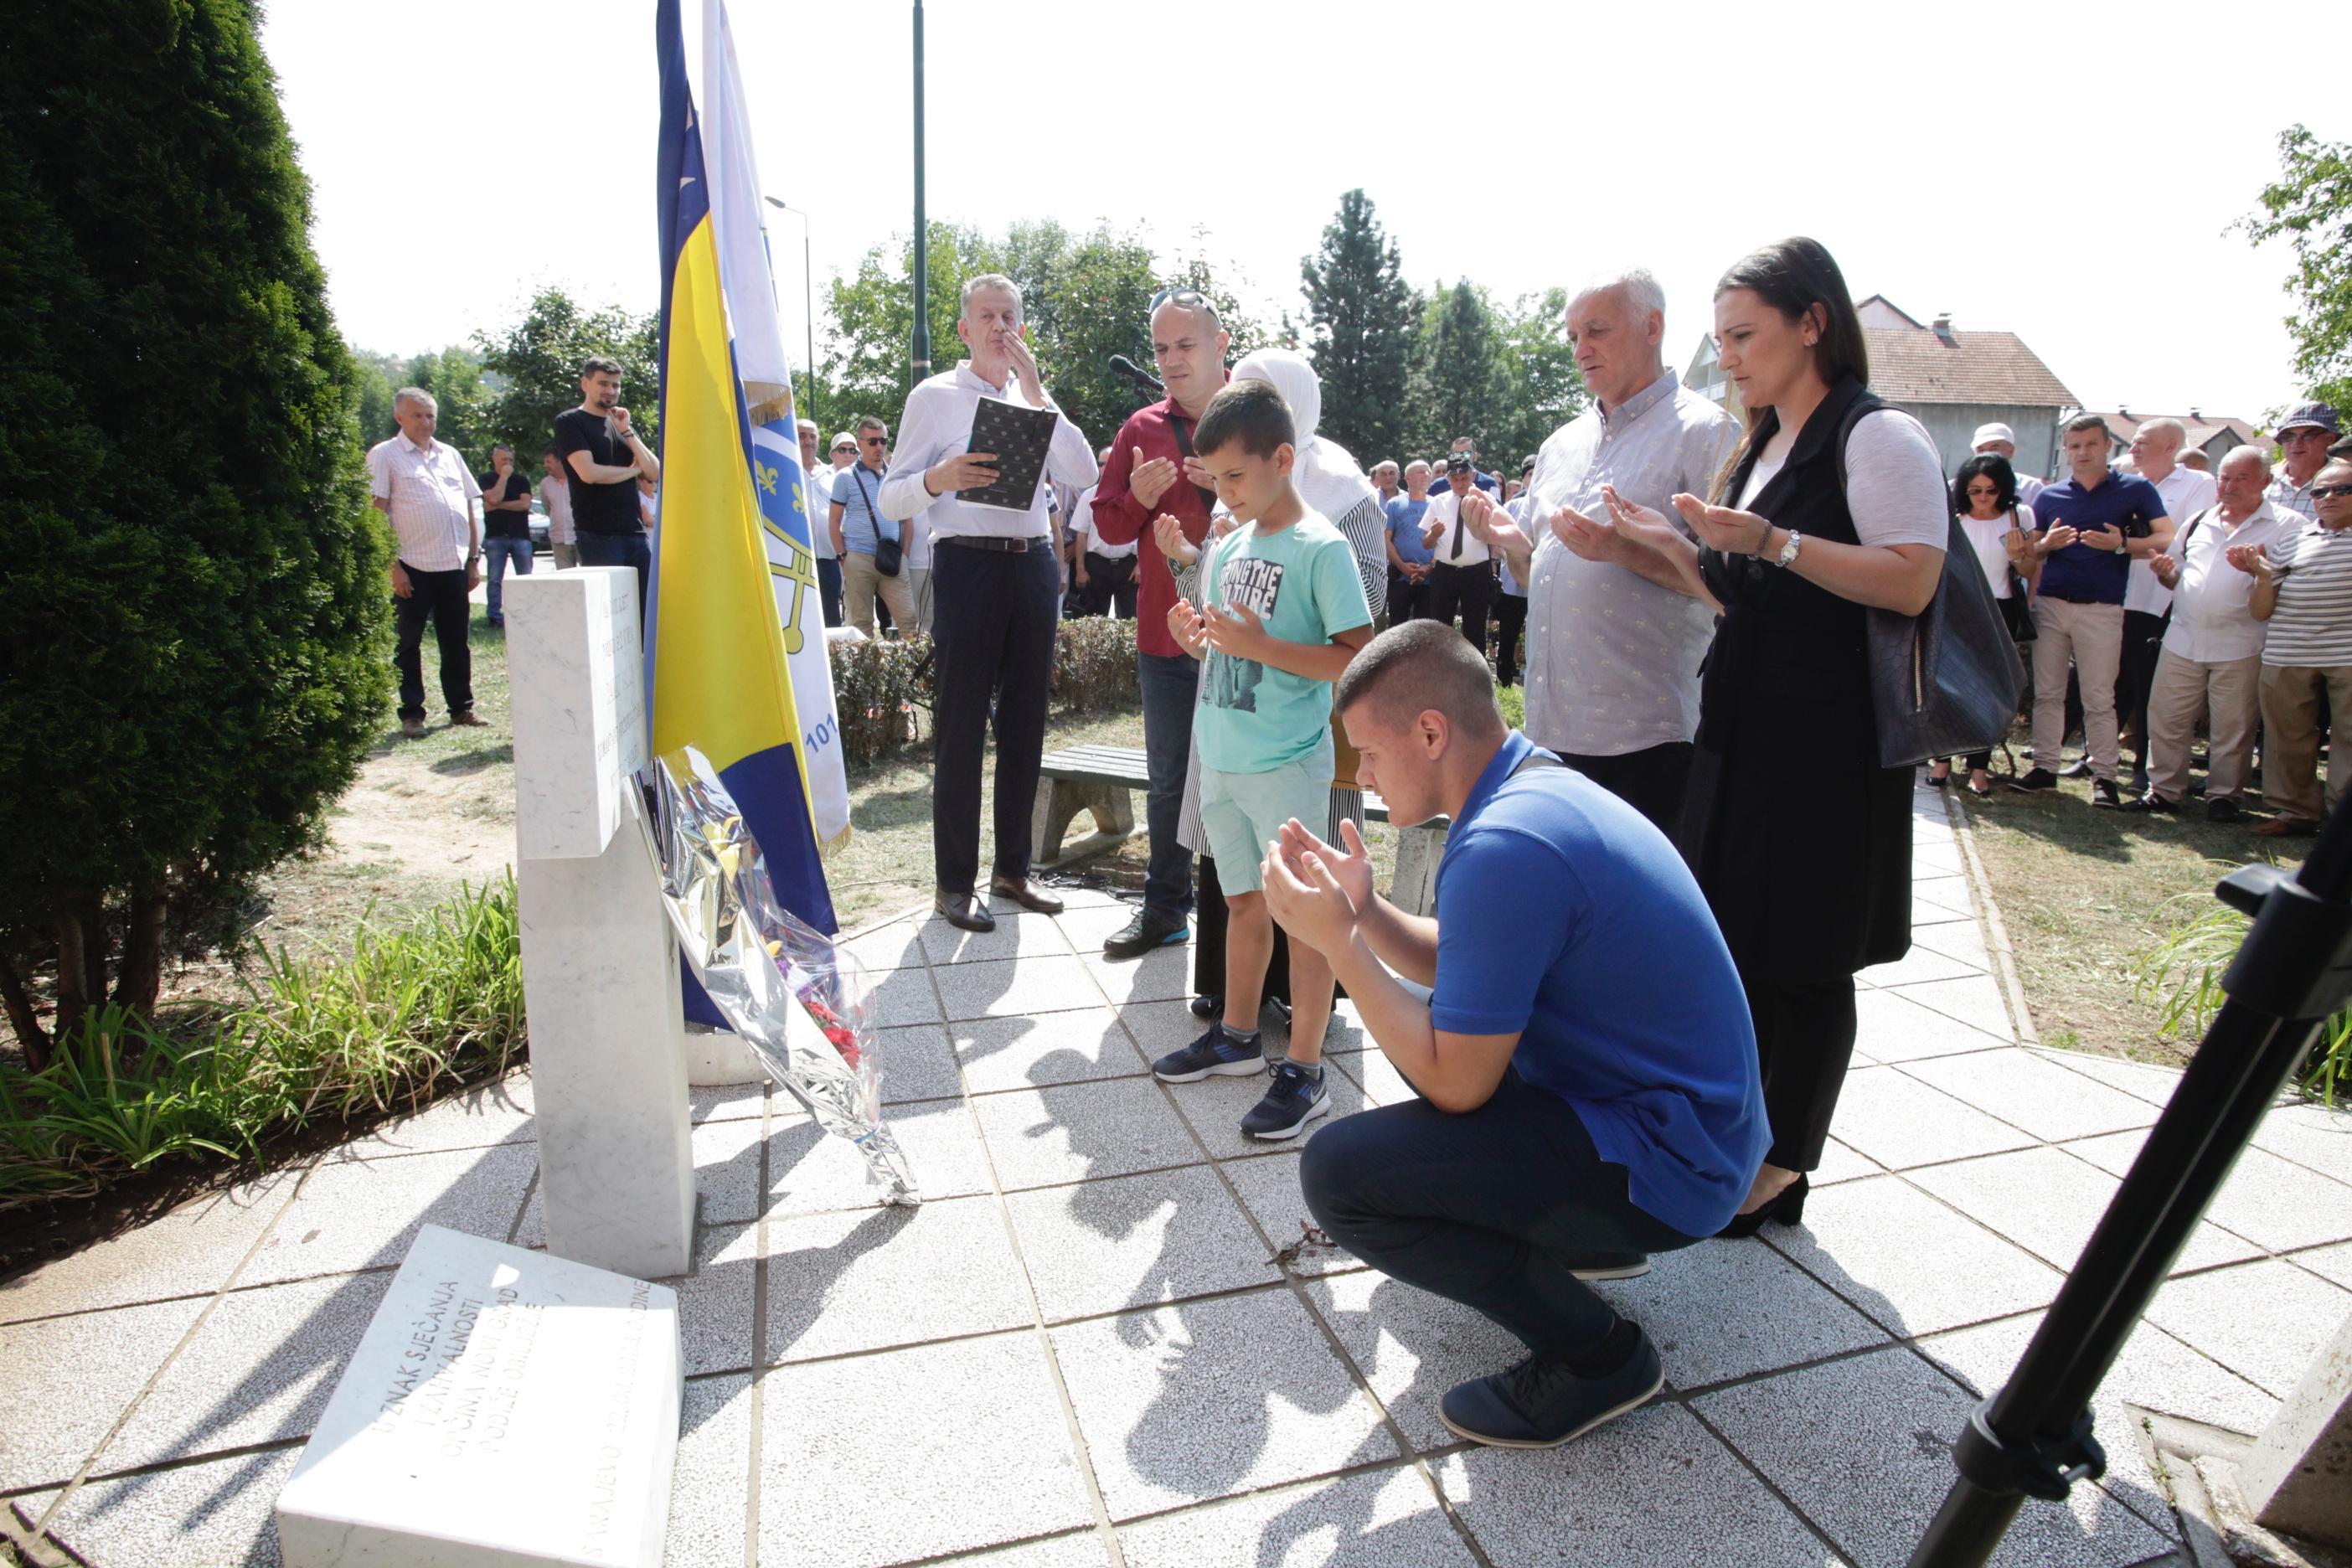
[365,431,479,573]
[878,361,1098,543]
[807,462,839,558]
[1421,487,1491,566]
[2162,498,2290,664]
[2126,464,2219,616]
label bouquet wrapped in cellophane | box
[651,745,919,1205]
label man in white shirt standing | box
[366,388,487,739]
[1068,447,1138,617]
[1419,454,1497,652]
[2117,418,2219,792]
[2128,446,2288,820]
[538,448,577,570]
[880,274,1099,932]
[800,419,843,626]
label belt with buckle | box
[939,534,1050,554]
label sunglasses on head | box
[1149,286,1209,313]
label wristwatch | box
[1769,529,1803,569]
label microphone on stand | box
[1108,353,1164,400]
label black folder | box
[961,396,1060,513]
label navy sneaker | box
[1439,1329,1665,1448]
[1152,1023,1265,1083]
[1240,1060,1330,1140]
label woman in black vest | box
[1592,238,1948,1235]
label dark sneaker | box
[1189,993,1220,1020]
[1241,1061,1330,1140]
[2059,757,2094,779]
[2122,792,2179,813]
[1104,906,1189,960]
[1152,1023,1265,1084]
[2091,778,2121,808]
[2205,797,2241,823]
[1439,1331,1665,1448]
[2009,767,2057,792]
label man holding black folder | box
[880,274,1100,933]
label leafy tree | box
[403,345,493,465]
[473,287,661,463]
[348,348,402,450]
[1491,289,1588,468]
[2241,124,2352,416]
[0,0,391,1064]
[1408,280,1512,462]
[1300,190,1420,462]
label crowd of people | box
[359,238,2351,1461]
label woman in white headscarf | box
[1168,347,1388,1023]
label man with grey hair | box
[880,273,1099,932]
[2117,417,2216,790]
[1464,267,1736,831]
[366,388,486,738]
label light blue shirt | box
[831,461,895,556]
[1195,510,1373,773]
[1385,495,1433,566]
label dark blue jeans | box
[1138,650,1199,919]
[576,531,652,626]
[482,534,533,624]
[1302,1068,1697,1362]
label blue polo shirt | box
[2033,469,2168,604]
[1430,731,1768,1237]
[1385,496,1434,566]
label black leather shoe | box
[1717,1173,1808,1239]
[2122,792,2179,813]
[1103,906,1189,960]
[934,889,996,933]
[2009,767,2058,792]
[2205,797,2241,823]
[988,874,1064,916]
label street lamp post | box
[910,0,929,381]
[761,196,818,435]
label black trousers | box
[1739,962,1859,1173]
[2117,608,2166,767]
[392,562,474,722]
[1193,854,1289,1008]
[818,555,843,627]
[1492,592,1529,685]
[1427,561,1496,652]
[1558,742,1694,838]
[1385,566,1431,625]
[930,539,1060,891]
[1074,551,1138,618]
[1302,1067,1699,1363]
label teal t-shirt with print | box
[1195,508,1374,774]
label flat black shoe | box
[1921,771,1950,790]
[934,889,996,933]
[2205,797,2241,823]
[2009,768,2057,792]
[1104,906,1189,961]
[1189,993,1220,1019]
[2090,778,2122,809]
[2122,792,2179,813]
[1717,1173,1808,1239]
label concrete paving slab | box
[238,1143,536,1285]
[1432,1402,1839,1568]
[921,910,1077,965]
[673,1222,757,1376]
[879,1021,966,1104]
[2024,1050,2187,1110]
[937,953,1105,1022]
[2251,1099,2352,1186]
[1050,1289,1398,1519]
[1825,1066,2039,1170]
[1915,842,1965,876]
[1693,1344,2174,1568]
[762,1194,1031,1362]
[31,1443,296,1568]
[1767,1174,2065,1336]
[955,1007,1150,1095]
[1906,1148,2259,1277]
[767,1095,993,1215]
[1852,987,2012,1064]
[691,1113,769,1224]
[2143,1257,2352,1399]
[840,916,926,972]
[1889,973,2016,1038]
[1912,896,1973,927]
[1120,1463,1474,1567]
[0,1167,301,1325]
[1592,1236,1893,1392]
[1913,874,1975,915]
[1220,1151,1360,1278]
[1911,920,1993,968]
[331,1073,536,1160]
[689,1080,765,1124]
[970,1077,1204,1191]
[1116,1000,1217,1065]
[1164,1069,1374,1160]
[95,1269,394,1475]
[1002,1163,1269,1322]
[1299,1270,1529,1453]
[0,1295,207,1489]
[756,1331,1094,1567]
[1330,1049,1415,1106]
[1054,900,1153,953]
[930,1532,1115,1565]
[1815,1137,1884,1187]
[1858,948,1985,989]
[874,962,944,1026]
[1898,1050,2162,1142]
[2290,1240,2352,1290]
[2063,1132,2352,1252]
[666,1374,751,1568]
[1080,945,1195,1007]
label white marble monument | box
[275,1225,681,1568]
[505,568,695,1281]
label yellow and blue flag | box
[652,0,836,1024]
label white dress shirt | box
[1070,485,1137,560]
[2126,465,2218,616]
[2162,500,2289,664]
[537,475,575,546]
[807,462,838,559]
[365,432,479,572]
[879,361,1098,542]
[1421,488,1491,566]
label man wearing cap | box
[1420,454,1498,652]
[1448,436,1501,494]
[1975,423,2046,506]
[2270,402,2342,519]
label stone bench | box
[1031,744,1448,916]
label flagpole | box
[910,0,930,382]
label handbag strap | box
[850,462,900,545]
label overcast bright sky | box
[264,0,2341,425]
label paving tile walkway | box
[7,787,2352,1566]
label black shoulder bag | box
[852,465,901,577]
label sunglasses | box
[860,436,888,447]
[1149,286,1209,313]
[2309,483,2352,501]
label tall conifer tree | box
[1300,190,1418,462]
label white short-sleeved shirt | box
[366,433,480,572]
[1957,503,2035,600]
[1070,485,1137,560]
[2127,466,2219,616]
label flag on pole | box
[697,0,851,851]
[651,0,837,977]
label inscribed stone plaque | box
[508,569,648,861]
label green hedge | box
[828,616,1142,769]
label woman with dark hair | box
[1930,453,2038,796]
[1581,237,1950,1234]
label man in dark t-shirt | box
[476,444,534,627]
[553,355,661,623]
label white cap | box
[1972,423,2015,448]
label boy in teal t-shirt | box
[1156,379,1374,1140]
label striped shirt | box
[365,433,479,572]
[2262,517,2352,667]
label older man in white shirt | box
[880,273,1098,932]
[2128,446,2290,820]
[2117,418,2219,790]
[366,387,485,739]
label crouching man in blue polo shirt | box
[1261,620,1767,1449]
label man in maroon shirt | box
[1091,289,1230,958]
